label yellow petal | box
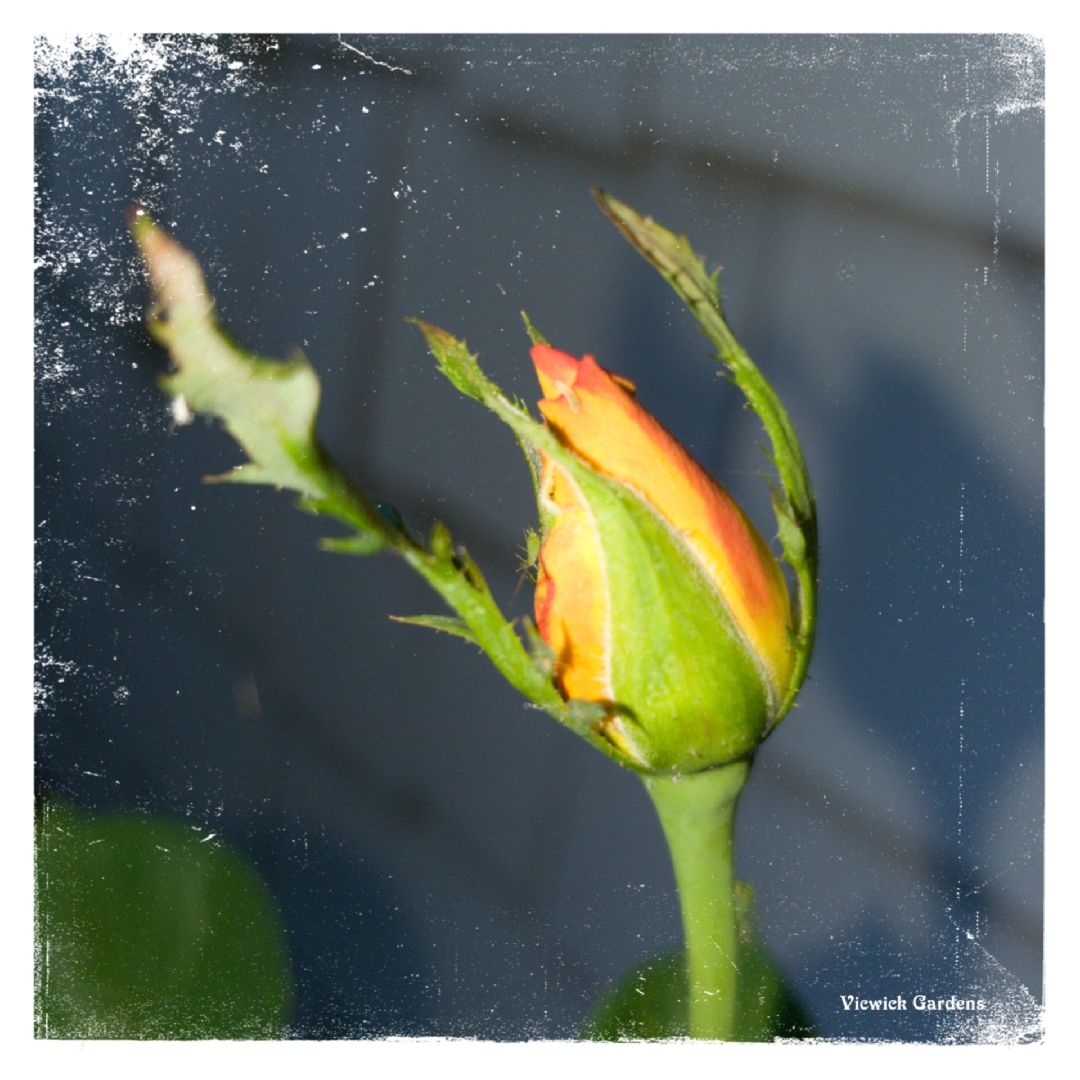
[535,459,611,702]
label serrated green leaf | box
[408,318,550,535]
[131,218,580,742]
[389,614,480,645]
[129,210,394,553]
[406,319,503,406]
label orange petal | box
[531,343,793,699]
[535,459,611,703]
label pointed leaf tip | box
[409,318,495,404]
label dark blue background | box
[35,35,1043,1040]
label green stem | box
[644,759,751,1040]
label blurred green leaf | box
[583,943,815,1042]
[582,892,816,1042]
[583,949,688,1041]
[35,799,293,1039]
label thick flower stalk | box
[131,190,817,1041]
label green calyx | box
[557,463,772,775]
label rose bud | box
[531,343,795,774]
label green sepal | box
[399,519,569,720]
[592,190,817,722]
[516,316,552,533]
[516,432,545,514]
[406,318,516,410]
[389,614,480,645]
[407,318,551,533]
[772,493,807,566]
